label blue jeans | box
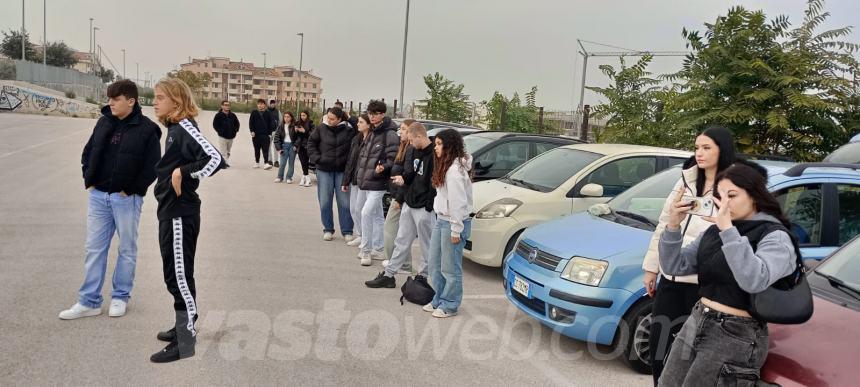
[429,218,472,313]
[316,170,353,235]
[277,144,296,180]
[79,189,143,308]
[359,190,385,253]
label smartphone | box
[682,195,715,217]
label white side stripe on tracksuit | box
[179,119,223,179]
[171,217,197,336]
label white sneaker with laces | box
[344,235,356,244]
[286,179,293,184]
[323,232,334,241]
[58,303,102,320]
[347,237,362,247]
[432,308,457,318]
[358,251,370,260]
[108,299,127,317]
[273,178,283,183]
[263,163,273,170]
[422,303,436,313]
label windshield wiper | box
[815,270,860,301]
[614,210,657,227]
[508,178,543,191]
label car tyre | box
[614,297,654,375]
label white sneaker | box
[432,308,458,318]
[382,260,390,268]
[252,163,261,169]
[358,251,370,260]
[347,237,363,247]
[323,232,334,241]
[360,257,372,266]
[422,303,436,313]
[344,235,357,244]
[108,299,127,317]
[273,178,283,183]
[286,179,293,184]
[370,250,385,261]
[59,303,102,320]
[263,163,273,170]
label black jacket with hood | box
[355,116,400,191]
[81,104,162,196]
[342,133,366,187]
[249,110,271,136]
[403,143,436,212]
[293,121,313,150]
[307,121,356,172]
[154,118,227,221]
[213,110,240,139]
[390,145,414,203]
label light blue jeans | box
[316,170,353,235]
[429,218,472,314]
[277,143,296,180]
[359,190,386,253]
[79,189,143,308]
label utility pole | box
[89,18,93,74]
[121,49,126,79]
[296,33,304,114]
[93,27,99,74]
[398,0,411,117]
[136,62,139,84]
[43,0,47,80]
[21,0,25,60]
[262,52,267,68]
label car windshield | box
[503,148,603,192]
[608,166,682,225]
[815,236,860,292]
[464,132,506,154]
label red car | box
[760,235,860,386]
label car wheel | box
[614,297,654,375]
[500,230,524,277]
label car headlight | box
[561,257,609,287]
[475,198,523,219]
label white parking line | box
[0,129,87,159]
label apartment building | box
[180,57,322,105]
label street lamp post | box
[93,27,99,73]
[21,0,25,60]
[89,18,93,74]
[43,0,47,81]
[399,0,411,117]
[262,52,267,69]
[296,32,304,114]
[136,62,139,84]
[122,49,126,79]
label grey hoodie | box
[659,212,797,294]
[434,154,474,238]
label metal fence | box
[2,59,105,102]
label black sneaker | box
[150,341,182,363]
[365,272,396,288]
[156,327,176,342]
[274,161,280,167]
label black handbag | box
[749,246,814,324]
[400,275,435,306]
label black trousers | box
[649,277,699,385]
[297,146,310,175]
[158,214,200,358]
[252,134,271,163]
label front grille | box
[516,241,563,271]
[511,289,546,315]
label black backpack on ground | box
[400,275,435,306]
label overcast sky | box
[2,0,858,110]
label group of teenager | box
[59,78,226,364]
[212,98,315,186]
[642,126,802,385]
[296,100,475,318]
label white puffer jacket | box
[642,161,714,284]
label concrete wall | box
[0,81,100,119]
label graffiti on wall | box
[0,84,98,118]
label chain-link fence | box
[1,59,105,102]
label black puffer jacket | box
[307,121,356,172]
[81,104,162,196]
[390,145,413,203]
[356,117,400,191]
[342,133,366,187]
[294,121,313,149]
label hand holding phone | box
[682,195,715,217]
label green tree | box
[38,41,79,68]
[670,0,859,160]
[96,67,115,84]
[167,69,212,100]
[418,72,471,123]
[481,87,545,133]
[1,30,37,61]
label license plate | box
[512,276,530,298]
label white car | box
[464,143,691,267]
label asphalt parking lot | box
[0,109,650,386]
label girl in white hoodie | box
[425,129,473,318]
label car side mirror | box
[580,183,604,198]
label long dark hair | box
[358,114,371,138]
[432,129,467,188]
[282,111,295,125]
[298,109,312,128]
[714,160,791,229]
[696,125,737,196]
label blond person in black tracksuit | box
[150,78,227,363]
